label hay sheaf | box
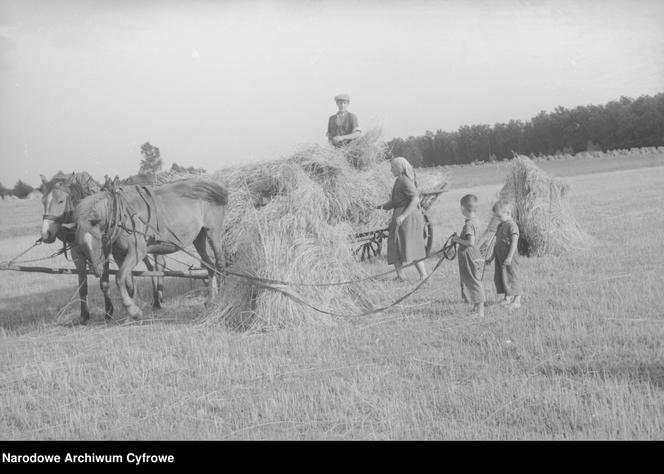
[498,156,592,257]
[204,129,447,330]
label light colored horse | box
[40,172,165,324]
[73,179,227,320]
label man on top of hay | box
[327,93,362,148]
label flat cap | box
[334,93,350,102]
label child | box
[452,194,485,317]
[488,200,522,310]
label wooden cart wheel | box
[375,239,383,257]
[354,230,387,261]
[356,239,380,261]
[423,213,433,256]
[372,230,384,258]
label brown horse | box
[40,172,165,324]
[73,179,227,320]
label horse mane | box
[120,173,159,186]
[70,172,101,203]
[47,171,101,204]
[172,180,228,206]
[73,192,110,225]
[74,179,226,229]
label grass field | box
[1,152,663,439]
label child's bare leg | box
[508,295,521,310]
[415,261,427,280]
[472,302,485,317]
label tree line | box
[1,141,207,200]
[5,93,661,198]
[138,141,206,175]
[386,92,664,167]
[0,180,35,199]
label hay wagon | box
[352,185,447,260]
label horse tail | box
[182,180,229,206]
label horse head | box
[40,173,75,243]
[41,172,102,243]
[73,193,110,277]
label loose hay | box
[149,129,448,330]
[498,155,592,257]
[199,129,448,330]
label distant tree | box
[387,137,424,167]
[170,162,206,174]
[139,142,163,175]
[386,92,664,168]
[0,182,9,197]
[13,180,34,199]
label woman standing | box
[377,157,428,281]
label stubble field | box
[1,152,663,439]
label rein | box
[42,211,73,223]
[95,187,461,317]
[110,187,459,288]
[5,237,73,266]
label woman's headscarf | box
[391,157,418,187]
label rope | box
[7,244,71,265]
[116,201,458,289]
[6,238,44,266]
[1,195,457,318]
[230,239,457,318]
[172,233,458,318]
[99,188,461,317]
[479,234,496,281]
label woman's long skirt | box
[387,207,426,265]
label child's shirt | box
[459,217,480,254]
[495,218,520,250]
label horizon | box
[1,0,663,186]
[8,91,664,189]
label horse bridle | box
[43,174,98,224]
[42,190,74,224]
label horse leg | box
[109,247,130,319]
[193,230,217,305]
[71,246,90,325]
[116,244,145,320]
[111,247,135,298]
[100,258,114,321]
[142,255,163,309]
[126,274,136,299]
[206,229,225,293]
[155,255,165,306]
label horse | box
[40,172,165,324]
[72,178,228,320]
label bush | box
[13,180,34,199]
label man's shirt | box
[327,112,360,147]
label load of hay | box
[194,129,448,330]
[498,155,592,257]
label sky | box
[1,0,663,186]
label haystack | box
[498,156,592,257]
[197,129,448,330]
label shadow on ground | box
[538,363,664,391]
[0,277,209,333]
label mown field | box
[1,152,663,439]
